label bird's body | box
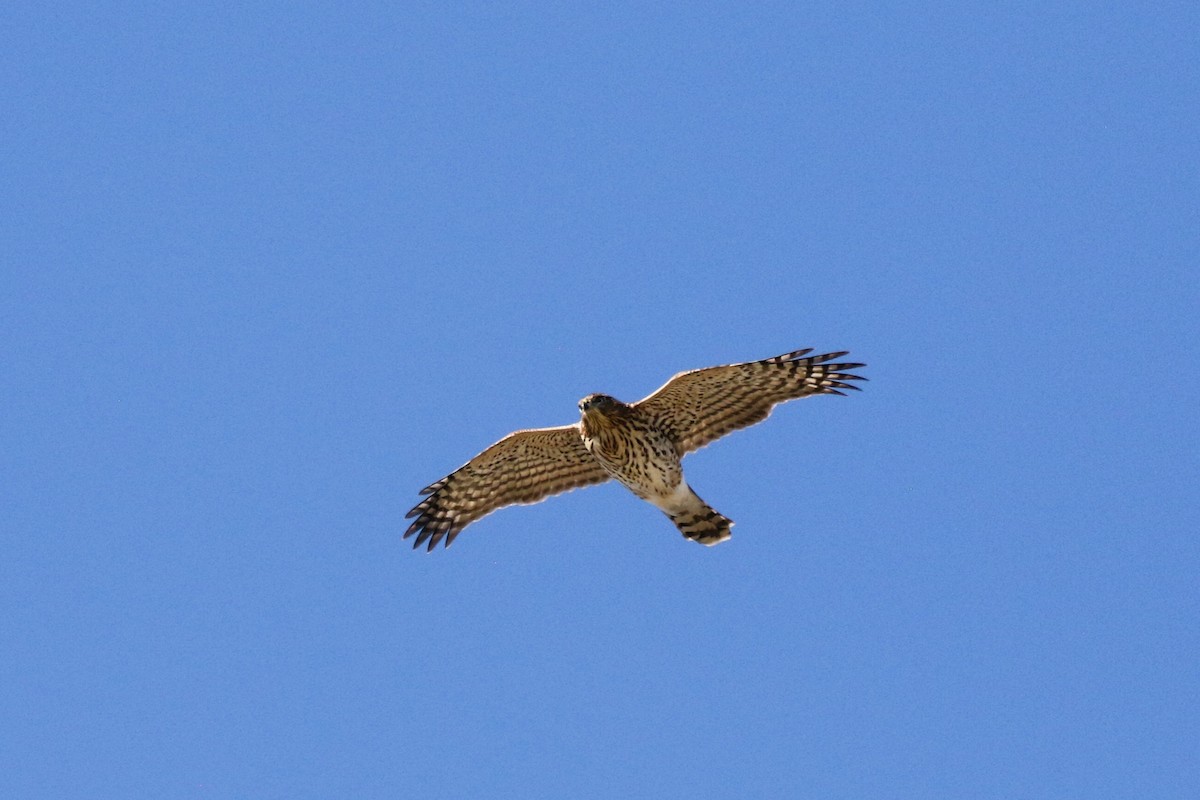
[405,348,866,550]
[579,394,732,544]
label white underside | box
[646,480,692,513]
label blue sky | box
[3,2,1198,797]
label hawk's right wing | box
[634,349,866,456]
[405,424,611,551]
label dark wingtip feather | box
[412,525,434,550]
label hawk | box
[405,348,866,551]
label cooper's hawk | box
[405,348,866,550]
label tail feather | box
[666,491,733,546]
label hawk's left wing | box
[405,424,611,551]
[634,348,866,456]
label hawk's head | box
[578,394,618,415]
[578,393,625,435]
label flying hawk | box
[405,348,866,550]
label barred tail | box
[666,489,733,546]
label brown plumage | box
[404,348,866,550]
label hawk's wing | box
[634,349,866,456]
[405,424,611,551]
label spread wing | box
[634,349,867,455]
[404,424,611,551]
